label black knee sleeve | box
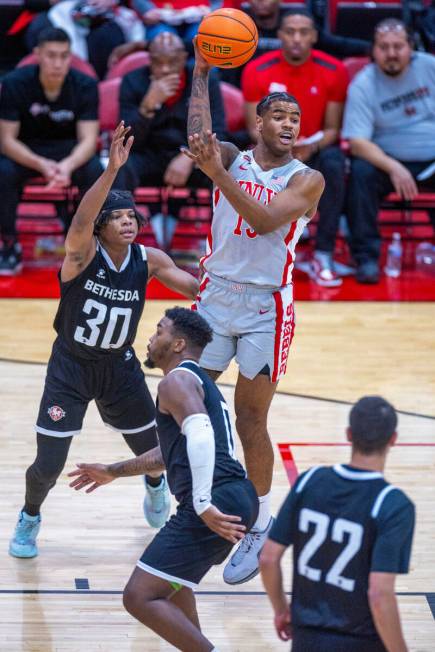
[123,427,159,456]
[24,433,72,513]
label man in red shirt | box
[242,9,349,287]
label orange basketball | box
[197,8,258,69]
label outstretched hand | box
[182,130,224,181]
[68,463,115,493]
[192,36,213,73]
[199,504,246,544]
[108,122,134,173]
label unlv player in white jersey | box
[182,39,325,586]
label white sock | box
[252,492,271,531]
[22,511,40,521]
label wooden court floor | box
[0,299,434,651]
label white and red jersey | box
[202,150,310,287]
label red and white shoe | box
[308,254,343,287]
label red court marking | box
[278,442,435,486]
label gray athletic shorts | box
[194,272,295,381]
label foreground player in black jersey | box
[9,124,200,559]
[69,307,258,651]
[260,396,415,652]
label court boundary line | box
[278,442,435,486]
[0,589,431,597]
[1,357,434,421]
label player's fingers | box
[220,513,242,522]
[181,147,196,160]
[125,135,134,153]
[67,469,82,477]
[86,482,100,493]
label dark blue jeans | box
[307,145,346,253]
[347,157,435,264]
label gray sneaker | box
[356,260,380,284]
[223,517,274,585]
[143,476,171,528]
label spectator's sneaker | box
[0,243,22,276]
[143,476,171,528]
[333,260,355,277]
[223,517,274,585]
[9,511,41,558]
[356,261,380,284]
[308,252,343,287]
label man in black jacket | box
[115,31,226,248]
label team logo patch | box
[124,349,133,361]
[96,268,106,279]
[47,405,66,422]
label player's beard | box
[144,355,155,369]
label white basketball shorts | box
[193,272,295,382]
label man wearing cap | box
[9,123,200,560]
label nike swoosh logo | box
[259,309,269,315]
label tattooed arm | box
[68,446,165,493]
[188,38,239,170]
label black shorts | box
[138,478,259,588]
[35,338,156,437]
[291,626,387,652]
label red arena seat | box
[106,51,150,80]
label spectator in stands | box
[26,0,144,79]
[221,0,369,88]
[343,18,435,284]
[242,9,349,287]
[0,27,102,275]
[114,31,225,248]
[132,0,210,54]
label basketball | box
[197,8,258,69]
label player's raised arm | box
[188,38,239,170]
[61,122,133,280]
[158,372,246,543]
[146,247,199,299]
[184,132,325,234]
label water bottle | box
[99,132,110,169]
[415,242,435,276]
[384,232,402,278]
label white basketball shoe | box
[223,517,274,585]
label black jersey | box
[53,242,148,360]
[270,464,415,639]
[156,361,246,503]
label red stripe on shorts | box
[272,290,284,382]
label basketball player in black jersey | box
[68,307,259,651]
[260,396,415,652]
[9,123,200,559]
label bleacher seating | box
[106,52,150,80]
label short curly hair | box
[256,92,301,116]
[165,307,213,351]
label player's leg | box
[222,372,276,584]
[224,286,294,584]
[97,350,170,527]
[169,586,201,629]
[9,433,73,558]
[123,568,214,651]
[9,342,89,557]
